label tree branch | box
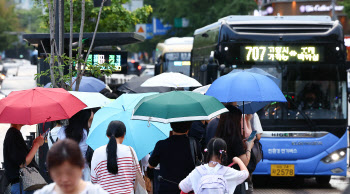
[75,0,85,91]
[82,0,106,75]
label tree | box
[17,7,46,33]
[342,0,350,19]
[35,0,152,90]
[40,0,152,33]
[0,0,18,51]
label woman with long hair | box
[215,105,254,166]
[90,120,140,194]
[57,109,94,181]
[34,139,107,194]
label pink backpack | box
[196,165,230,194]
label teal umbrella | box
[131,91,228,123]
[86,93,172,159]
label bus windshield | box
[249,64,347,120]
[164,52,191,76]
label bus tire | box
[316,176,331,185]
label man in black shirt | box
[3,124,44,194]
[148,121,199,194]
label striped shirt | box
[91,144,140,194]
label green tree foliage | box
[40,0,152,33]
[17,7,46,33]
[147,0,257,36]
[0,0,18,51]
[342,0,350,19]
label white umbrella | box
[69,91,111,109]
[141,72,202,88]
[193,84,211,94]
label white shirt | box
[57,127,88,158]
[91,144,140,194]
[179,164,249,194]
[251,113,263,134]
[48,126,62,149]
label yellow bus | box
[154,37,193,76]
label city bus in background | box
[154,37,193,76]
[192,15,348,184]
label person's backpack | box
[247,139,263,173]
[196,165,229,194]
[189,137,202,166]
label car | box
[140,65,155,77]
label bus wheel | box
[316,176,331,185]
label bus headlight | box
[321,148,347,164]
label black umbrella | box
[117,76,171,93]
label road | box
[255,174,349,194]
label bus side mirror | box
[219,64,226,71]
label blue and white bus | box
[191,15,348,184]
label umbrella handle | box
[41,117,52,136]
[147,118,151,127]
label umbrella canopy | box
[69,91,111,109]
[0,87,87,125]
[230,67,280,85]
[132,91,228,123]
[206,72,286,103]
[44,76,106,92]
[118,76,171,93]
[86,93,172,159]
[236,101,269,114]
[193,84,211,95]
[71,76,106,92]
[141,72,202,88]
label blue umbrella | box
[229,68,281,114]
[86,93,172,159]
[44,76,106,92]
[72,76,105,92]
[230,67,280,85]
[206,71,286,103]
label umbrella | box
[69,91,111,109]
[205,71,286,103]
[0,87,87,125]
[71,76,106,92]
[141,72,202,88]
[86,93,172,159]
[44,76,106,92]
[118,76,171,93]
[230,67,280,85]
[131,91,228,123]
[193,84,211,95]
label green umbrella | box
[131,91,228,123]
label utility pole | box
[331,0,336,21]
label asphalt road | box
[254,175,349,194]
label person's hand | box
[246,114,253,121]
[33,136,44,147]
[245,137,255,150]
[232,157,243,165]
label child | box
[179,138,249,194]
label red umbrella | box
[0,87,87,125]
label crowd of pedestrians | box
[3,101,264,194]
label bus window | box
[163,52,191,76]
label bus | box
[154,37,193,76]
[191,15,348,184]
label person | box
[57,109,94,181]
[34,139,107,194]
[251,113,263,140]
[3,124,45,194]
[215,105,255,194]
[148,121,201,194]
[48,120,64,149]
[90,120,140,194]
[205,117,220,146]
[179,138,249,194]
[189,120,208,154]
[298,83,325,110]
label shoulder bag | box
[19,166,47,191]
[129,147,148,194]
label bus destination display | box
[240,46,324,62]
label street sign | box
[174,18,189,28]
[153,18,172,35]
[136,24,153,39]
